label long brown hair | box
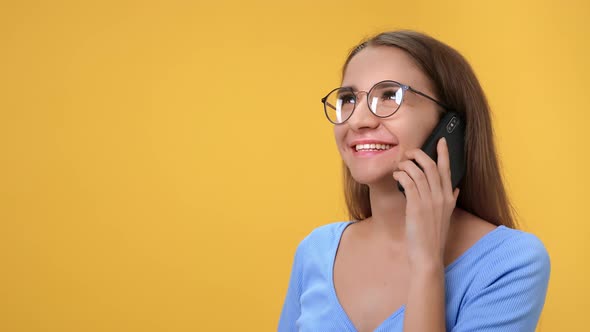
[341,30,517,229]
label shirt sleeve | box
[277,239,306,332]
[451,232,551,332]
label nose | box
[346,92,380,131]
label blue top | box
[278,221,550,332]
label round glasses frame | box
[320,80,451,125]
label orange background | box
[1,0,588,331]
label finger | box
[437,137,453,196]
[397,158,429,202]
[393,170,420,203]
[405,148,443,201]
[453,188,460,201]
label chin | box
[347,165,396,186]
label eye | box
[379,88,402,105]
[338,93,356,104]
[381,90,397,101]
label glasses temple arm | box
[321,97,337,110]
[410,88,452,111]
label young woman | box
[278,30,550,332]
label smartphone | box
[397,111,466,195]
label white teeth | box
[355,143,392,151]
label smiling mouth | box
[354,143,394,152]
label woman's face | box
[334,46,441,186]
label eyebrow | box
[340,84,357,90]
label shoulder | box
[290,221,353,267]
[448,209,550,271]
[461,222,551,292]
[296,221,352,253]
[447,221,551,330]
[490,226,551,273]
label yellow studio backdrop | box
[0,0,588,331]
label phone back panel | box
[420,111,466,190]
[397,111,466,194]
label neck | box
[365,177,408,244]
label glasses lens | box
[369,81,403,117]
[324,88,355,124]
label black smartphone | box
[397,111,466,195]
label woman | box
[278,30,550,332]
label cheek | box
[333,126,346,148]
[385,116,435,149]
[333,127,352,161]
[412,119,439,147]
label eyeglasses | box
[321,80,450,124]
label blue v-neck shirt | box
[278,221,550,332]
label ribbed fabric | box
[278,221,550,332]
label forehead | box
[342,46,433,92]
